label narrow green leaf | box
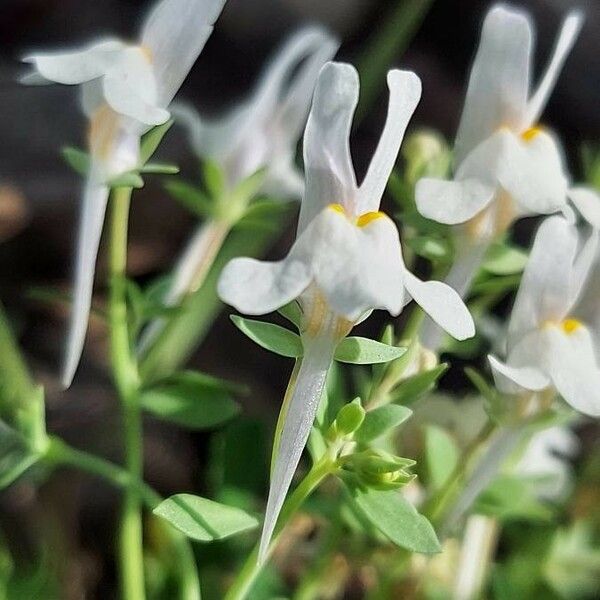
[140,371,242,430]
[355,405,412,443]
[140,120,173,164]
[202,160,226,198]
[109,172,144,189]
[0,421,39,489]
[230,315,303,358]
[62,146,90,177]
[391,364,448,406]
[424,425,459,491]
[277,302,302,328]
[140,163,180,175]
[465,367,499,405]
[153,494,258,541]
[335,337,406,365]
[408,236,452,262]
[165,180,213,217]
[230,168,267,206]
[349,485,441,553]
[483,243,528,275]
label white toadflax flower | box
[21,0,227,387]
[488,216,600,417]
[218,62,475,562]
[150,26,338,317]
[416,5,583,239]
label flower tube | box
[218,62,475,562]
[22,0,227,387]
[488,216,600,417]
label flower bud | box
[335,398,366,436]
[351,450,416,491]
[402,129,451,186]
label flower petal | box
[569,187,600,229]
[525,11,583,126]
[415,177,495,225]
[299,62,359,233]
[357,70,421,213]
[258,338,336,563]
[508,216,577,346]
[454,5,531,166]
[103,47,170,125]
[403,271,475,341]
[217,255,312,316]
[569,227,599,309]
[140,0,226,106]
[497,129,569,216]
[62,179,110,388]
[488,354,549,394]
[543,325,600,417]
[23,40,125,85]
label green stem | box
[44,436,200,600]
[108,186,145,600]
[225,458,336,600]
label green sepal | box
[62,146,90,177]
[140,120,174,164]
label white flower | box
[516,425,578,501]
[415,5,584,239]
[173,26,339,198]
[488,216,600,417]
[22,0,227,387]
[218,62,475,562]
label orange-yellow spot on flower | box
[356,211,385,228]
[521,126,543,143]
[140,45,154,63]
[89,103,120,161]
[561,318,582,335]
[328,203,346,215]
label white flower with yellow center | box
[22,0,227,387]
[218,62,475,561]
[416,5,584,239]
[488,216,600,417]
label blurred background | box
[0,0,598,598]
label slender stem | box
[108,186,145,600]
[225,458,336,600]
[44,436,201,600]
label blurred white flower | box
[173,26,339,198]
[516,425,578,501]
[488,216,600,417]
[22,0,227,387]
[416,5,584,239]
[218,61,475,562]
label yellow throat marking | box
[521,126,543,143]
[561,318,582,335]
[327,203,386,228]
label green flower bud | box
[402,129,451,185]
[351,450,416,491]
[335,398,366,436]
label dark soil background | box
[0,1,598,598]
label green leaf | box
[471,274,521,297]
[230,315,302,358]
[140,120,173,164]
[202,160,226,198]
[424,425,459,490]
[109,172,144,189]
[348,485,441,553]
[334,337,405,365]
[277,302,302,328]
[483,243,528,275]
[0,421,39,489]
[62,146,90,176]
[355,405,412,443]
[407,236,452,262]
[140,162,180,175]
[140,371,242,430]
[465,367,499,405]
[165,180,213,217]
[475,475,553,522]
[153,494,258,542]
[391,363,448,406]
